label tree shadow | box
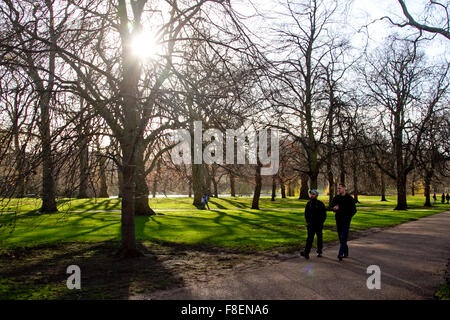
[0,241,184,300]
[220,198,248,209]
[207,199,226,209]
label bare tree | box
[364,37,449,210]
[383,1,450,40]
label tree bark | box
[395,173,408,210]
[151,160,160,198]
[229,171,236,197]
[352,151,359,203]
[288,181,294,197]
[271,175,276,201]
[299,173,309,200]
[280,178,286,198]
[39,2,57,213]
[309,170,319,191]
[12,114,26,198]
[423,170,433,207]
[77,134,89,198]
[251,163,262,209]
[118,144,141,257]
[204,165,212,196]
[353,171,359,203]
[192,163,204,207]
[380,170,387,201]
[117,168,123,198]
[212,177,218,198]
[339,152,346,185]
[134,141,155,216]
[188,179,192,198]
[40,96,57,212]
[96,152,108,198]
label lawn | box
[1,195,449,299]
[1,195,448,250]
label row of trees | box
[0,0,449,257]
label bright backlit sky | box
[232,0,449,61]
[350,0,449,59]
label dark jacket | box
[304,199,327,226]
[331,193,357,223]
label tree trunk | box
[134,141,155,216]
[212,178,218,198]
[97,152,109,198]
[204,165,212,197]
[229,171,236,197]
[288,182,294,197]
[118,168,123,198]
[151,177,157,198]
[210,165,218,198]
[271,175,276,201]
[77,103,89,199]
[151,159,160,198]
[423,171,432,207]
[395,173,408,210]
[13,116,26,198]
[352,151,359,203]
[326,91,335,208]
[252,163,262,209]
[119,146,141,257]
[77,135,89,198]
[309,170,319,190]
[299,173,309,200]
[411,174,415,196]
[353,171,359,203]
[40,100,57,212]
[380,170,387,201]
[339,152,345,185]
[393,102,408,210]
[38,3,57,213]
[192,163,204,207]
[188,179,192,198]
[280,179,286,198]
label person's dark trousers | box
[336,219,351,257]
[304,224,323,254]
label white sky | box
[349,0,449,60]
[232,0,449,62]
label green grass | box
[1,195,449,300]
[0,196,308,212]
[1,195,449,250]
[435,281,450,300]
[0,278,67,300]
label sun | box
[130,31,159,60]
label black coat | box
[304,199,327,226]
[331,193,357,223]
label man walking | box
[331,184,357,261]
[202,193,210,210]
[300,190,327,259]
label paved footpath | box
[138,211,450,300]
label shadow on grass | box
[0,241,184,300]
[58,198,120,213]
[220,198,248,209]
[207,200,227,209]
